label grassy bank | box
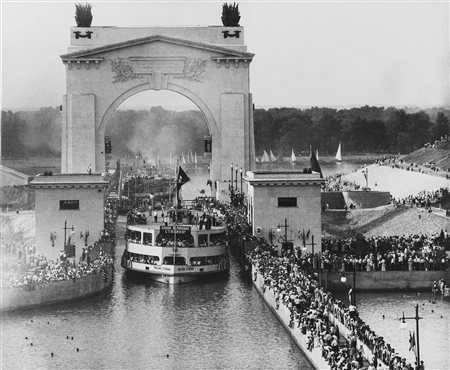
[322,205,449,238]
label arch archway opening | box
[105,89,213,204]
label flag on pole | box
[409,331,417,358]
[177,166,190,191]
[310,149,323,178]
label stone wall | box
[252,267,329,370]
[1,266,113,311]
[320,270,450,292]
[321,191,390,209]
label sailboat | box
[182,153,186,164]
[261,150,270,163]
[316,149,319,161]
[269,150,277,162]
[194,152,198,165]
[290,149,297,163]
[335,142,342,162]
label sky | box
[1,0,449,110]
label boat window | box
[143,232,153,246]
[128,252,159,265]
[163,256,186,265]
[128,230,142,244]
[155,233,194,248]
[198,234,208,247]
[210,232,226,246]
[190,256,220,265]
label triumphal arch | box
[60,26,256,181]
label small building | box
[31,174,109,261]
[244,170,324,254]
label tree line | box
[2,105,449,158]
[254,106,449,156]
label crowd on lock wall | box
[2,196,118,291]
[320,233,449,272]
[375,152,450,177]
[390,187,449,209]
[249,245,422,370]
[323,174,368,193]
[3,249,113,290]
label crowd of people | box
[3,249,113,290]
[249,245,422,370]
[390,187,449,209]
[2,195,119,291]
[320,233,449,272]
[323,173,367,193]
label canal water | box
[1,217,314,370]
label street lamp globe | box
[340,276,347,283]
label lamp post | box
[63,220,75,250]
[341,260,356,306]
[362,167,369,188]
[230,164,233,190]
[149,193,155,211]
[399,304,422,369]
[240,168,243,193]
[277,218,289,244]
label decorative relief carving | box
[177,58,207,82]
[110,58,143,83]
[73,31,93,39]
[222,30,241,39]
[110,57,206,83]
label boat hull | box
[123,259,229,284]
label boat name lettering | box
[154,266,171,271]
[177,267,195,271]
[160,226,191,236]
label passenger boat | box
[121,205,229,284]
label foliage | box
[254,106,449,155]
[221,3,240,27]
[75,3,93,27]
[1,108,61,158]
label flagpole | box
[415,303,420,368]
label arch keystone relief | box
[60,27,255,183]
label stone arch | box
[60,27,255,181]
[98,82,219,140]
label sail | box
[194,152,198,164]
[269,150,277,162]
[335,143,342,161]
[290,149,297,162]
[182,153,186,164]
[261,150,270,162]
[316,149,319,161]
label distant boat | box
[290,149,297,163]
[261,150,270,163]
[269,150,277,162]
[335,143,342,162]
